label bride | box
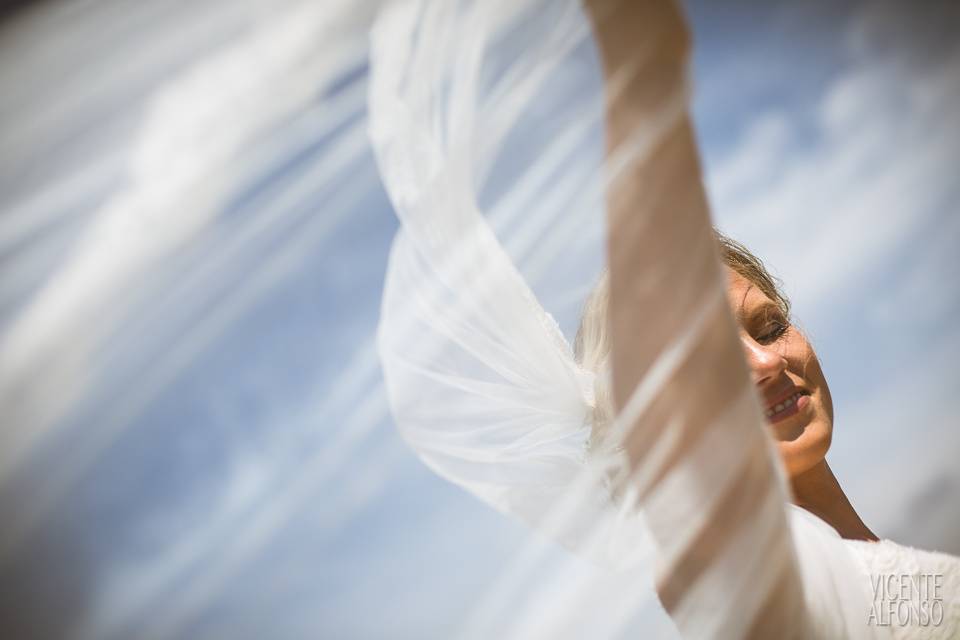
[576,232,879,543]
[370,0,959,636]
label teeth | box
[767,392,803,418]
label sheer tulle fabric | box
[370,0,654,573]
[370,1,892,638]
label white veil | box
[370,1,890,638]
[369,0,652,573]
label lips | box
[764,391,805,420]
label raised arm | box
[583,1,808,636]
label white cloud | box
[707,8,960,318]
[709,112,792,206]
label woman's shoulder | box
[840,529,960,638]
[844,537,960,582]
[786,503,960,578]
[843,538,960,639]
[787,504,960,638]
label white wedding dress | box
[369,0,960,638]
[788,506,960,638]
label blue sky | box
[1,0,958,638]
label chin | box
[775,419,832,479]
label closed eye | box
[756,320,788,345]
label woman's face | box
[725,269,833,478]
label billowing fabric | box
[369,0,652,572]
[369,0,957,638]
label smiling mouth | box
[765,391,806,423]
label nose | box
[739,333,787,386]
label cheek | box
[781,337,834,425]
[800,352,832,420]
[787,337,827,385]
[813,361,833,422]
[771,335,835,477]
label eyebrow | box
[734,285,783,323]
[745,302,786,330]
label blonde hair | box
[573,230,789,451]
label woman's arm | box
[583,1,807,636]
